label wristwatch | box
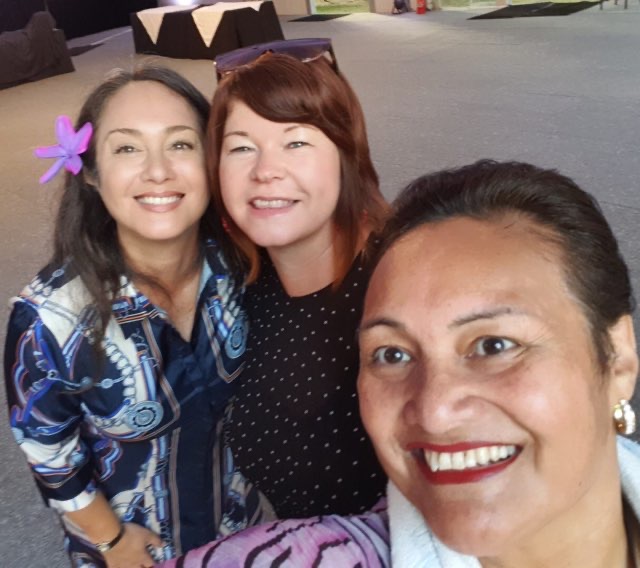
[95,525,125,554]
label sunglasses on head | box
[214,38,338,80]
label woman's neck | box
[122,232,203,341]
[268,239,337,297]
[267,226,371,297]
[480,525,628,568]
[480,460,628,568]
[122,231,202,295]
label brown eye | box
[471,337,518,357]
[372,346,411,365]
[114,145,137,154]
[172,140,194,150]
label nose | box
[251,148,285,183]
[404,363,478,436]
[142,149,174,184]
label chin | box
[253,236,298,249]
[416,499,513,558]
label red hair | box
[207,54,389,285]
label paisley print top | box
[4,241,271,565]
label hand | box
[102,523,163,568]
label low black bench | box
[131,2,284,61]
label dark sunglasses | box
[214,38,338,80]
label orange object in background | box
[416,0,427,13]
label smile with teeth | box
[423,445,517,472]
[251,198,296,209]
[136,195,182,205]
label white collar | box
[618,436,640,518]
[387,481,480,568]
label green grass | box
[315,1,371,13]
[441,0,473,7]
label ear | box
[606,315,638,406]
[84,169,98,188]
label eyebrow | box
[223,130,248,139]
[223,124,317,138]
[359,307,528,335]
[359,317,406,334]
[449,307,528,329]
[105,125,197,138]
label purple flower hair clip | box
[34,115,93,184]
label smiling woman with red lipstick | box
[205,39,390,519]
[356,160,640,568]
[161,160,640,568]
[5,66,272,568]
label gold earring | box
[613,399,636,436]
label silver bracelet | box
[94,524,125,554]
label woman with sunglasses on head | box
[4,66,272,568]
[207,39,390,518]
[163,160,640,568]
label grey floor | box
[1,4,640,566]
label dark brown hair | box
[376,160,635,371]
[207,54,389,284]
[52,66,232,350]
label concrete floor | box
[1,4,639,566]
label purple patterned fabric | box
[158,501,390,567]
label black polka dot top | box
[228,251,387,518]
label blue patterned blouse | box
[4,241,271,566]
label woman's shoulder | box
[9,261,93,341]
[161,503,390,568]
[12,262,78,306]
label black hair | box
[376,160,634,371]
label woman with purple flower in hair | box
[4,66,272,568]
